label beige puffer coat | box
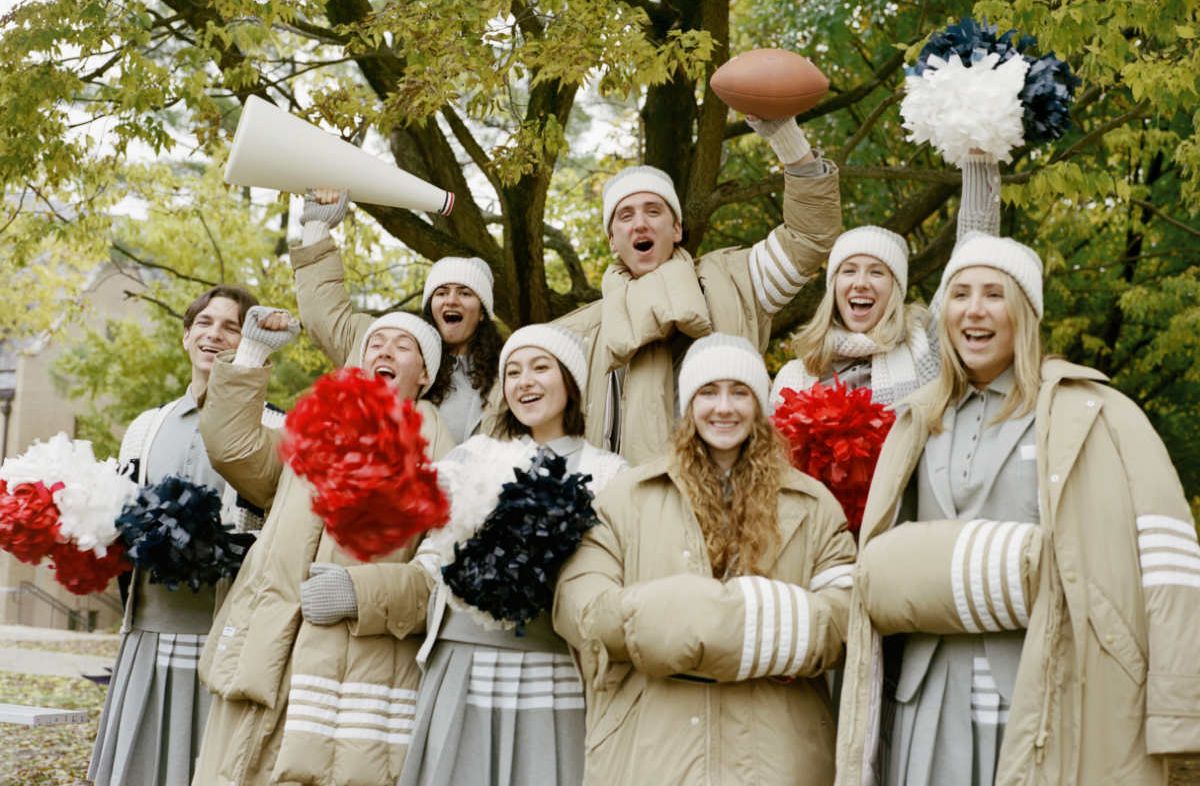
[835,358,1200,786]
[554,455,857,786]
[192,352,454,786]
[514,167,840,464]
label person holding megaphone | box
[291,188,501,444]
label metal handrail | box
[17,581,90,631]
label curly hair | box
[421,305,503,405]
[670,410,788,578]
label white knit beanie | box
[826,225,910,292]
[498,324,588,394]
[677,333,771,415]
[421,256,495,318]
[934,232,1044,318]
[356,312,443,394]
[602,165,682,233]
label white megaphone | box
[225,95,455,215]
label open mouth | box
[518,393,543,405]
[961,328,994,348]
[847,297,875,317]
[441,311,463,325]
[199,345,220,356]
[373,365,397,380]
[633,239,654,253]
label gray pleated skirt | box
[885,633,1023,786]
[87,631,212,786]
[397,610,585,786]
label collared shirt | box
[519,434,588,475]
[144,387,227,491]
[438,354,484,445]
[947,366,1036,517]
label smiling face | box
[945,266,1016,388]
[608,192,682,278]
[503,346,568,443]
[690,380,758,471]
[362,327,429,401]
[182,296,243,376]
[834,255,896,334]
[429,283,483,355]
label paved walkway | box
[0,624,118,678]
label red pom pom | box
[771,378,895,535]
[49,542,130,595]
[281,368,450,561]
[0,480,65,564]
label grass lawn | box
[0,672,106,786]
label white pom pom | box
[0,433,137,551]
[901,53,1030,165]
[424,436,536,566]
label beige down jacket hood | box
[192,349,454,786]
[835,358,1200,786]
[554,455,858,786]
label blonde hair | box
[670,407,787,577]
[923,268,1042,434]
[790,271,928,378]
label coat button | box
[682,550,691,560]
[690,716,700,726]
[1086,400,1096,407]
[1064,571,1077,583]
[1050,474,1060,483]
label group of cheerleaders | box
[91,116,1196,786]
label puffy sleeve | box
[746,163,842,316]
[199,352,285,510]
[290,236,375,368]
[1107,392,1200,755]
[857,518,1041,635]
[620,492,856,682]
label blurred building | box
[0,264,149,631]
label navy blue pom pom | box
[442,450,597,630]
[910,17,1079,144]
[115,476,254,592]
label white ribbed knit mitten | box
[300,563,359,625]
[234,306,301,367]
[746,116,812,165]
[300,188,350,246]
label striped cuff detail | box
[466,650,584,711]
[284,673,417,746]
[971,656,1010,726]
[810,564,854,592]
[1136,515,1200,590]
[749,230,812,314]
[950,520,1038,633]
[732,576,810,681]
[156,633,205,670]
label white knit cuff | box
[752,118,812,165]
[233,337,273,368]
[301,220,331,247]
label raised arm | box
[198,306,297,509]
[957,152,1002,242]
[290,189,375,367]
[744,117,843,317]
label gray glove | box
[233,306,301,367]
[300,563,359,625]
[300,188,349,245]
[746,116,812,165]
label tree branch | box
[112,243,217,287]
[440,105,503,196]
[1131,198,1200,239]
[123,290,184,322]
[834,92,902,167]
[1050,99,1150,165]
[195,212,226,283]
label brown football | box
[710,49,829,119]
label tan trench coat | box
[192,352,454,786]
[554,456,858,785]
[835,358,1200,786]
